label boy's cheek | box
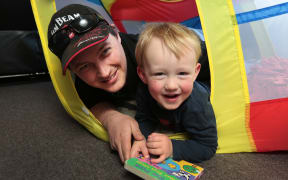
[181,81,194,94]
[147,80,163,94]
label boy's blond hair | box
[135,22,201,67]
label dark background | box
[0,1,48,81]
[1,1,37,30]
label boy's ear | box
[137,66,147,84]
[193,63,201,81]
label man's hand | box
[106,114,144,163]
[91,103,144,163]
[131,139,149,159]
[146,133,173,164]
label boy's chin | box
[160,103,181,110]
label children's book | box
[124,156,204,180]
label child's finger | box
[149,132,161,137]
[146,141,161,149]
[148,147,162,155]
[148,132,163,139]
[147,135,162,142]
[151,154,166,164]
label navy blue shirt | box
[135,81,218,163]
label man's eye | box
[101,48,111,57]
[79,64,89,71]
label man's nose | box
[96,64,110,80]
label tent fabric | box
[108,0,199,33]
[250,98,288,152]
[197,0,288,153]
[31,0,109,141]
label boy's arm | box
[171,85,218,162]
[173,104,217,162]
[131,86,156,159]
[135,110,156,139]
[90,102,144,163]
[135,84,157,138]
[171,133,217,163]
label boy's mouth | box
[164,94,179,98]
[163,94,180,101]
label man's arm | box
[90,102,144,163]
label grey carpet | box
[0,80,287,180]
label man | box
[47,4,210,163]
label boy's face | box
[69,34,127,93]
[138,37,201,110]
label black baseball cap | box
[47,4,112,74]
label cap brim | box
[61,24,110,75]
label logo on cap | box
[50,13,80,36]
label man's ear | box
[110,24,121,42]
[137,66,147,84]
[193,63,201,81]
[110,24,117,29]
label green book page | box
[125,156,204,180]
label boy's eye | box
[153,72,164,76]
[179,72,189,76]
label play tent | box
[31,0,288,153]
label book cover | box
[124,156,204,180]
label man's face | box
[69,33,127,93]
[138,37,200,110]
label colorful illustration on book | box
[128,155,204,180]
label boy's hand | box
[146,133,173,164]
[130,140,149,159]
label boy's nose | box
[165,78,178,91]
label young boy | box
[131,23,218,163]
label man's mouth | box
[102,68,118,83]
